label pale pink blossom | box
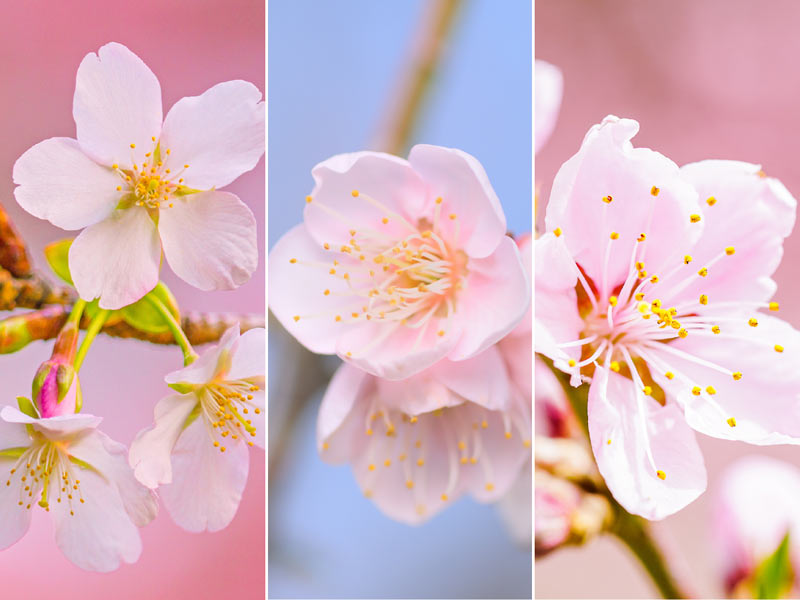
[535,60,563,154]
[536,115,800,519]
[269,145,529,380]
[712,455,800,594]
[0,404,157,572]
[13,42,263,309]
[128,325,264,532]
[317,345,531,525]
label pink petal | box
[497,459,532,546]
[68,430,158,528]
[164,324,239,386]
[1,407,101,440]
[316,363,370,463]
[448,236,529,361]
[159,418,249,533]
[533,233,583,367]
[73,42,162,169]
[653,315,800,445]
[588,368,706,520]
[304,151,428,251]
[408,144,506,259]
[69,207,161,310]
[535,60,563,154]
[426,346,510,412]
[158,191,257,292]
[0,411,33,448]
[51,464,142,572]
[544,116,702,293]
[0,456,32,551]
[128,393,197,489]
[667,160,797,306]
[160,81,265,189]
[13,137,121,230]
[227,327,266,381]
[269,224,364,355]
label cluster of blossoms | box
[270,144,532,527]
[0,42,265,571]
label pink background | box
[0,1,264,598]
[537,0,800,597]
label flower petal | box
[69,207,161,309]
[227,327,266,381]
[428,346,510,412]
[448,236,530,361]
[69,430,157,527]
[535,60,563,154]
[1,407,101,440]
[304,151,428,250]
[668,160,797,305]
[51,465,142,572]
[652,315,800,445]
[164,325,239,386]
[13,137,121,230]
[160,80,265,189]
[316,363,371,463]
[497,459,532,547]
[544,116,702,293]
[0,456,33,551]
[408,144,506,259]
[74,42,162,169]
[128,393,197,489]
[158,191,257,291]
[588,368,706,520]
[159,418,249,533]
[268,223,362,355]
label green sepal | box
[68,455,100,475]
[168,382,197,395]
[120,282,181,334]
[83,299,124,327]
[0,447,27,459]
[752,531,794,599]
[16,396,37,419]
[182,402,202,430]
[43,238,74,285]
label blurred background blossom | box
[0,1,264,598]
[537,0,800,597]
[268,1,531,598]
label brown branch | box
[0,204,32,277]
[0,268,74,311]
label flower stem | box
[545,358,690,599]
[145,294,197,365]
[74,307,110,372]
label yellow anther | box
[130,143,136,148]
[368,464,376,471]
[725,246,735,256]
[289,258,297,264]
[690,214,701,223]
[748,318,758,327]
[602,195,613,203]
[635,292,645,301]
[679,329,688,338]
[504,431,512,439]
[706,386,716,395]
[699,294,708,305]
[293,315,300,322]
[770,302,780,311]
[651,186,660,196]
[642,386,652,396]
[727,417,737,427]
[435,196,443,204]
[405,480,414,489]
[698,267,708,277]
[665,371,675,380]
[650,276,659,283]
[732,371,743,380]
[606,361,619,373]
[417,459,424,467]
[775,344,785,353]
[366,428,373,436]
[553,227,562,237]
[656,470,666,480]
[382,217,389,224]
[322,442,329,450]
[568,359,576,367]
[636,261,645,271]
[441,494,449,502]
[692,386,701,395]
[684,255,693,264]
[707,196,717,206]
[384,459,392,467]
[638,270,648,279]
[304,194,312,203]
[610,231,619,240]
[712,325,721,334]
[651,299,662,309]
[485,483,495,492]
[609,296,618,307]
[637,233,647,242]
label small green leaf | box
[120,282,181,334]
[43,239,74,285]
[16,396,37,419]
[0,447,28,459]
[752,531,794,599]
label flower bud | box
[32,359,81,417]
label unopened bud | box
[32,359,81,417]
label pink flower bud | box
[32,358,81,417]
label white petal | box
[51,467,142,572]
[128,393,197,489]
[227,327,265,381]
[0,456,33,551]
[158,191,257,291]
[69,207,161,310]
[159,418,249,533]
[69,430,157,527]
[73,42,162,169]
[161,80,265,189]
[1,407,101,441]
[13,138,121,230]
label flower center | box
[199,381,261,453]
[112,138,192,210]
[290,191,469,355]
[4,440,85,514]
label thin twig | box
[0,204,32,277]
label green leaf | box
[16,396,37,418]
[119,282,181,334]
[43,238,74,285]
[752,531,794,599]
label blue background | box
[268,1,532,597]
